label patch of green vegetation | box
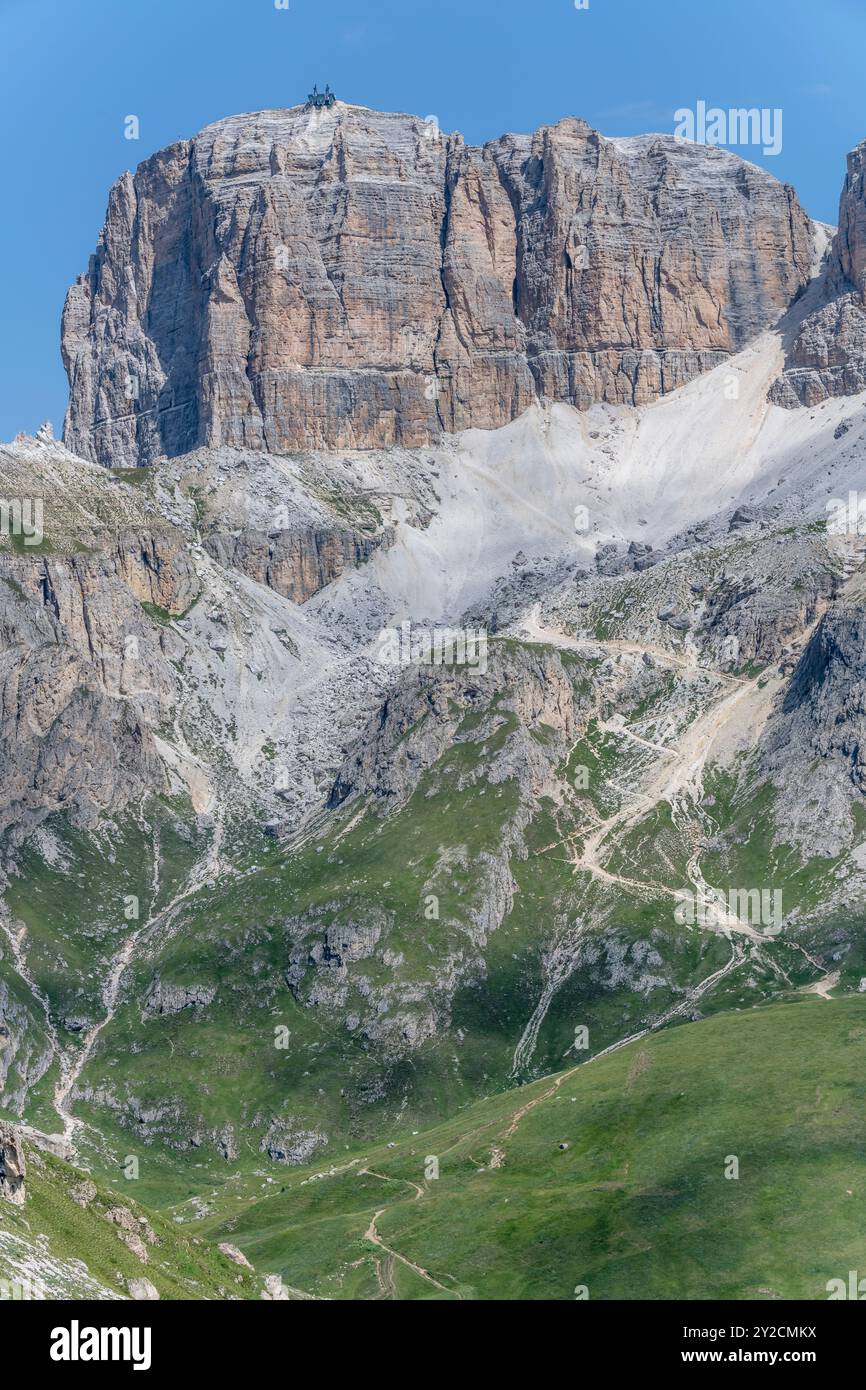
[0,1142,260,1300]
[606,801,690,887]
[110,467,150,488]
[4,530,53,555]
[205,995,866,1300]
[318,487,383,530]
[702,768,844,917]
[560,721,623,818]
[140,599,174,625]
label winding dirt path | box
[508,608,819,1078]
[360,1167,456,1297]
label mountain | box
[61,105,813,466]
[3,101,866,1299]
[771,138,866,405]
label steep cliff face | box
[0,439,199,841]
[0,1122,26,1205]
[771,139,866,406]
[62,105,814,466]
[760,599,866,854]
[0,546,181,843]
[203,523,393,603]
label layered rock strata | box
[62,107,815,465]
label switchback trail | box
[360,1167,457,1298]
[507,599,836,1078]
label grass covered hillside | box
[0,1139,263,1300]
[200,995,866,1301]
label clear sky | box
[2,0,865,440]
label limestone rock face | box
[107,530,199,613]
[771,139,866,405]
[260,1121,327,1165]
[761,602,866,855]
[143,978,216,1016]
[62,106,814,466]
[0,545,181,842]
[203,523,393,603]
[0,1122,26,1204]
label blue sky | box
[1,0,865,440]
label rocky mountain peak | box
[61,104,815,467]
[771,135,866,406]
[839,135,866,298]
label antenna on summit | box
[305,83,337,111]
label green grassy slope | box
[0,1141,262,1300]
[203,995,866,1300]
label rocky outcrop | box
[203,523,393,603]
[0,549,177,842]
[699,560,836,669]
[71,1179,97,1207]
[219,1242,254,1270]
[260,1121,327,1165]
[107,530,199,614]
[143,978,216,1016]
[328,642,584,811]
[261,1273,289,1300]
[0,1122,26,1204]
[761,602,866,854]
[104,1204,158,1262]
[62,106,814,466]
[127,1277,160,1300]
[771,139,866,405]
